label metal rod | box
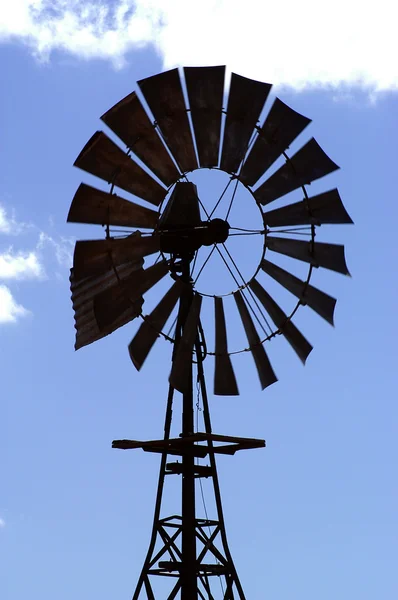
[179,257,197,600]
[132,383,175,600]
[194,338,247,600]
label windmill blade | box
[138,68,197,173]
[263,189,353,227]
[73,233,160,280]
[249,279,312,364]
[254,138,339,206]
[261,258,336,325]
[240,98,311,187]
[67,183,159,229]
[74,131,166,206]
[169,293,202,394]
[221,73,271,174]
[129,281,183,371]
[70,261,144,350]
[101,91,180,186]
[93,261,169,332]
[184,66,225,168]
[214,297,239,396]
[233,291,277,390]
[266,237,350,275]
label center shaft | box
[179,259,197,600]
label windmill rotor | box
[68,65,352,395]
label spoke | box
[225,177,240,221]
[214,244,272,336]
[209,176,234,219]
[190,250,199,277]
[214,244,242,289]
[230,226,265,233]
[221,242,273,335]
[183,172,211,220]
[194,245,217,284]
[228,231,264,237]
[270,226,312,234]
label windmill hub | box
[159,218,230,255]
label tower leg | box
[125,339,252,600]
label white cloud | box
[0,1,397,92]
[0,517,5,527]
[0,202,73,325]
[0,285,30,324]
[0,204,30,235]
[0,248,45,280]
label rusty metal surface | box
[169,293,202,393]
[184,66,225,168]
[101,91,180,186]
[94,260,169,331]
[240,98,311,186]
[264,189,353,227]
[249,279,313,363]
[254,138,340,206]
[233,291,277,390]
[261,259,336,325]
[266,237,350,275]
[70,261,143,350]
[138,68,197,173]
[73,233,160,280]
[214,297,239,396]
[68,183,159,228]
[74,131,166,205]
[220,73,271,174]
[129,281,183,371]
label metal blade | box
[93,261,169,332]
[233,291,277,390]
[214,297,239,396]
[101,91,180,186]
[70,261,144,350]
[249,279,312,364]
[67,183,159,228]
[263,189,353,227]
[129,281,183,371]
[254,138,339,206]
[73,233,160,280]
[261,258,336,325]
[169,293,202,394]
[240,98,311,186]
[138,68,197,173]
[184,66,225,168]
[74,131,166,205]
[266,237,350,275]
[221,73,271,174]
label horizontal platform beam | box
[112,431,265,457]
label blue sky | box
[1,2,397,600]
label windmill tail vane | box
[67,65,352,599]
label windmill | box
[68,66,352,600]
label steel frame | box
[113,258,265,600]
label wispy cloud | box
[0,203,31,235]
[0,285,30,324]
[37,232,74,269]
[0,517,5,528]
[0,202,74,325]
[0,1,397,93]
